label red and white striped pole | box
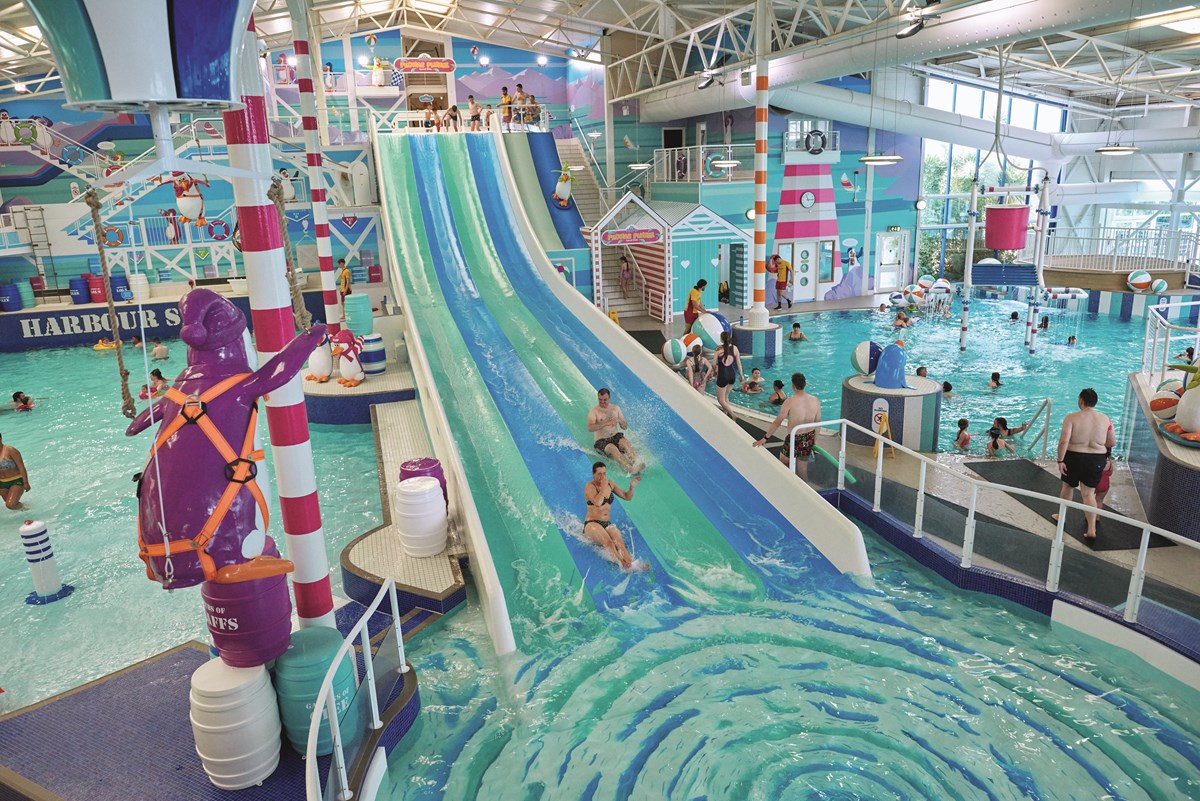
[224,16,334,629]
[286,0,341,333]
[747,0,771,329]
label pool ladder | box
[1025,397,1052,462]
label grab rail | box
[1143,299,1200,385]
[1025,397,1052,462]
[784,417,1196,624]
[570,117,614,206]
[305,578,407,801]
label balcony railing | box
[651,144,755,183]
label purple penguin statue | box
[127,289,326,590]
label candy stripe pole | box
[747,0,770,329]
[224,17,334,629]
[286,0,341,333]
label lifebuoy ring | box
[804,129,827,155]
[102,226,123,247]
[703,152,727,179]
[13,121,36,145]
[60,144,84,165]
[207,219,230,240]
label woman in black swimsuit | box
[713,330,743,420]
[583,462,645,570]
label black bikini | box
[587,483,614,506]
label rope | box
[84,188,138,420]
[267,177,312,331]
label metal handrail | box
[570,117,613,205]
[784,417,1195,623]
[1142,299,1200,385]
[305,577,407,801]
[1025,397,1052,462]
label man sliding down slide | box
[587,388,645,474]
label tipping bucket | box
[343,293,373,335]
[129,273,151,303]
[86,274,106,303]
[16,281,35,308]
[360,333,386,375]
[189,660,281,790]
[201,570,293,668]
[69,277,90,305]
[400,457,446,506]
[273,627,361,756]
[109,274,131,301]
[0,283,21,311]
[394,476,448,557]
[984,205,1030,251]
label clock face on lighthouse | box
[799,191,816,209]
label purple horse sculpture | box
[127,289,325,589]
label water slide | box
[375,131,869,652]
[500,134,564,252]
[524,132,589,249]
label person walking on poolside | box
[337,257,352,320]
[467,95,483,132]
[0,432,30,510]
[1055,387,1116,542]
[753,372,821,481]
[713,331,744,420]
[770,254,793,309]
[584,462,647,571]
[684,279,708,332]
[500,86,513,131]
[588,388,642,473]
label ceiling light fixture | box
[859,153,905,166]
[587,130,602,139]
[13,82,27,93]
[537,55,548,66]
[629,162,651,170]
[895,17,925,39]
[1094,143,1140,156]
[711,159,740,169]
[568,165,585,171]
[696,72,715,90]
[479,56,490,67]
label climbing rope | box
[84,188,138,420]
[267,177,312,332]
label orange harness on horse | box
[137,373,268,585]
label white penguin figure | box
[551,163,573,208]
[304,331,333,382]
[330,329,365,387]
[279,169,297,202]
[0,111,13,146]
[33,117,52,155]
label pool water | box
[388,524,1200,800]
[728,298,1143,455]
[0,345,381,711]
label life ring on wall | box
[207,219,230,240]
[13,121,36,145]
[703,152,727,179]
[60,144,84,165]
[804,129,827,155]
[101,226,124,247]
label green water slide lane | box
[437,136,766,603]
[503,133,564,252]
[376,135,597,638]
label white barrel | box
[129,273,151,303]
[19,520,67,602]
[360,333,387,375]
[393,476,448,557]
[190,660,281,790]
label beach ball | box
[851,340,883,375]
[691,312,729,350]
[931,278,953,294]
[1150,391,1181,421]
[902,285,925,305]
[1150,278,1168,295]
[1126,270,1152,292]
[681,333,702,353]
[889,292,905,306]
[1157,378,1184,395]
[364,33,378,48]
[917,274,935,290]
[661,338,687,368]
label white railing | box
[786,418,1196,624]
[570,117,614,206]
[306,578,408,801]
[1025,398,1053,462]
[652,144,755,183]
[782,129,842,156]
[1142,299,1200,385]
[1042,226,1199,272]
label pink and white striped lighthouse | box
[223,17,334,629]
[286,0,341,333]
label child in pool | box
[768,380,786,405]
[138,384,150,401]
[744,381,762,395]
[955,418,970,450]
[740,368,764,392]
[986,427,1015,457]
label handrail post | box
[960,485,980,568]
[360,626,382,729]
[1124,528,1152,623]
[913,461,927,538]
[389,579,409,672]
[873,433,884,512]
[837,422,847,492]
[1046,502,1068,592]
[789,427,797,475]
[325,689,353,801]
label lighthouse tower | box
[774,120,841,303]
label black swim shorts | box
[594,433,626,454]
[1061,450,1106,489]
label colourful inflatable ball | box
[1126,270,1152,292]
[691,312,729,350]
[902,284,925,305]
[1150,278,1168,295]
[1151,391,1181,421]
[889,292,906,307]
[851,340,883,375]
[662,338,687,368]
[681,333,703,353]
[1157,379,1184,396]
[917,274,935,290]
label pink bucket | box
[400,457,447,506]
[984,205,1029,250]
[29,276,45,291]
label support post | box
[1029,297,1040,355]
[224,16,334,629]
[960,181,979,351]
[747,0,770,329]
[286,0,342,334]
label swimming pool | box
[727,298,1143,455]
[388,524,1200,800]
[0,344,381,711]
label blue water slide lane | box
[526,132,589,249]
[406,136,669,608]
[466,135,843,595]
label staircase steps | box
[555,137,605,229]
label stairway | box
[971,262,1040,286]
[554,137,605,228]
[598,247,648,320]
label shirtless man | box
[467,95,483,132]
[753,372,821,480]
[1055,387,1116,541]
[513,83,528,125]
[587,388,642,473]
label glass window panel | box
[1010,97,1037,129]
[819,240,835,282]
[948,146,979,193]
[922,140,950,195]
[926,78,955,111]
[955,84,983,118]
[948,198,972,225]
[922,197,948,224]
[1034,103,1066,133]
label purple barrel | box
[201,539,293,668]
[400,457,446,506]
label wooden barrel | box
[360,333,387,375]
[273,627,361,756]
[201,571,292,668]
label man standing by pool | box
[1055,387,1116,542]
[753,372,821,481]
[770,254,792,310]
[587,388,643,473]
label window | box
[819,240,835,282]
